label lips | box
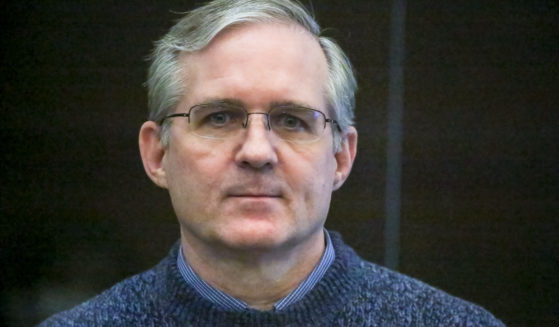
[231,194,281,198]
[225,184,283,198]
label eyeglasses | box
[159,101,340,143]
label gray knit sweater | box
[39,232,505,326]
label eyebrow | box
[192,98,245,108]
[269,100,318,111]
[190,98,320,113]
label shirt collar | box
[176,229,335,311]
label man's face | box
[154,23,352,251]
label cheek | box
[287,146,337,203]
[165,141,228,201]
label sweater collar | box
[176,229,335,311]
[162,230,362,325]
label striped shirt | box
[176,230,335,311]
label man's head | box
[139,0,357,253]
[146,0,357,152]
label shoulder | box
[352,261,504,326]
[329,232,505,326]
[37,244,183,327]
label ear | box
[139,121,168,189]
[333,126,358,190]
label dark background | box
[1,1,557,326]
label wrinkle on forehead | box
[177,22,329,108]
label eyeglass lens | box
[188,103,327,142]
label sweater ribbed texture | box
[38,232,505,326]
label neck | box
[180,230,326,310]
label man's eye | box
[276,114,306,131]
[208,112,231,126]
[198,109,244,128]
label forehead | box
[179,22,329,110]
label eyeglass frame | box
[158,101,342,142]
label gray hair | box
[146,0,357,151]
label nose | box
[234,114,278,169]
[243,112,271,130]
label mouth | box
[226,185,283,199]
[228,193,282,198]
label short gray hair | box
[146,0,357,151]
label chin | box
[217,223,293,251]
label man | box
[40,0,504,326]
